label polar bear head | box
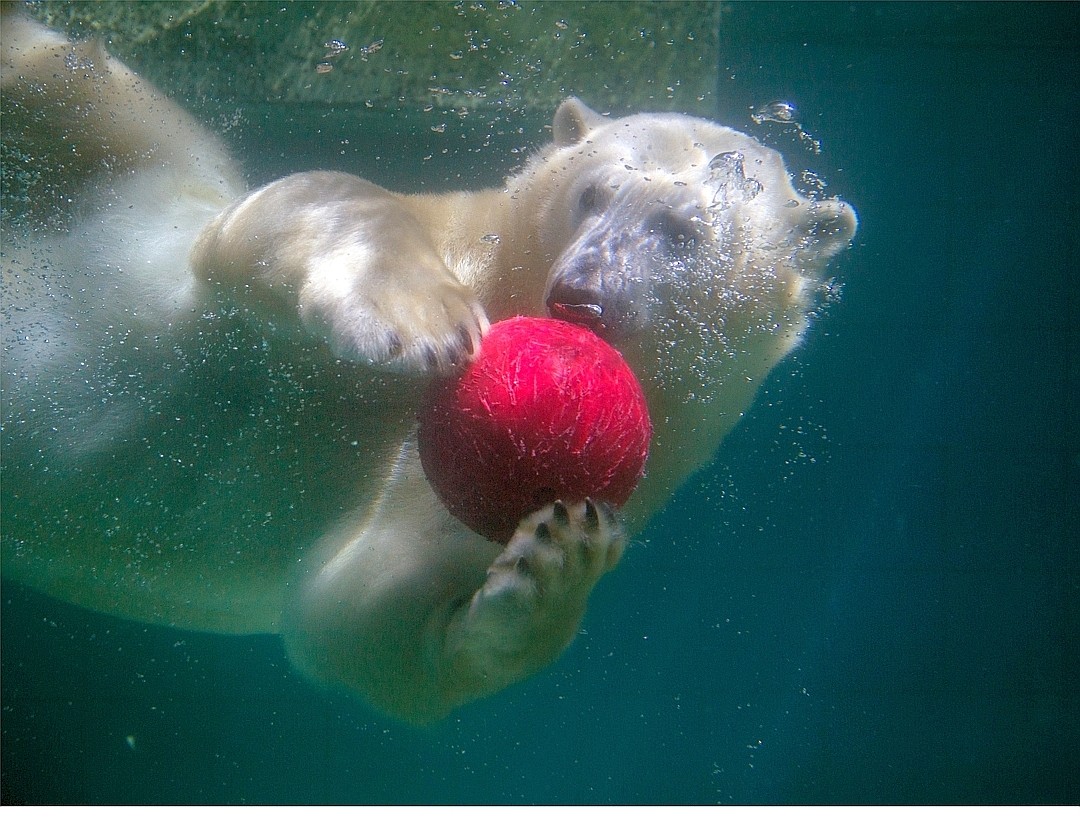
[509,98,857,520]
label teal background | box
[2,2,1077,804]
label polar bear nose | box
[546,284,605,330]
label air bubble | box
[750,100,822,155]
[323,39,349,58]
[751,100,797,125]
[359,39,384,58]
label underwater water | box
[2,2,1077,805]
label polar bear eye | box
[576,183,609,218]
[652,211,700,248]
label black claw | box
[445,342,462,368]
[552,500,570,526]
[422,344,440,371]
[457,323,475,356]
[385,332,404,359]
[535,522,552,543]
[584,498,599,531]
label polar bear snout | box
[544,217,666,340]
[545,256,650,341]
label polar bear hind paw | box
[444,498,624,691]
[516,498,622,585]
[482,498,624,613]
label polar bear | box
[1,11,856,722]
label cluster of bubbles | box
[751,100,834,201]
[315,37,384,75]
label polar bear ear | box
[552,98,609,146]
[792,198,859,261]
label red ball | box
[418,316,652,544]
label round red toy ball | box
[418,316,652,544]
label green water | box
[2,1,1077,804]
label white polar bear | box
[1,12,856,722]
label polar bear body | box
[1,13,855,722]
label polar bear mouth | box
[545,262,645,342]
[546,282,617,339]
[548,299,604,326]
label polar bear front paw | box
[191,170,490,374]
[301,255,489,374]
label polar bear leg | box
[1,9,239,195]
[283,446,623,723]
[190,171,488,372]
